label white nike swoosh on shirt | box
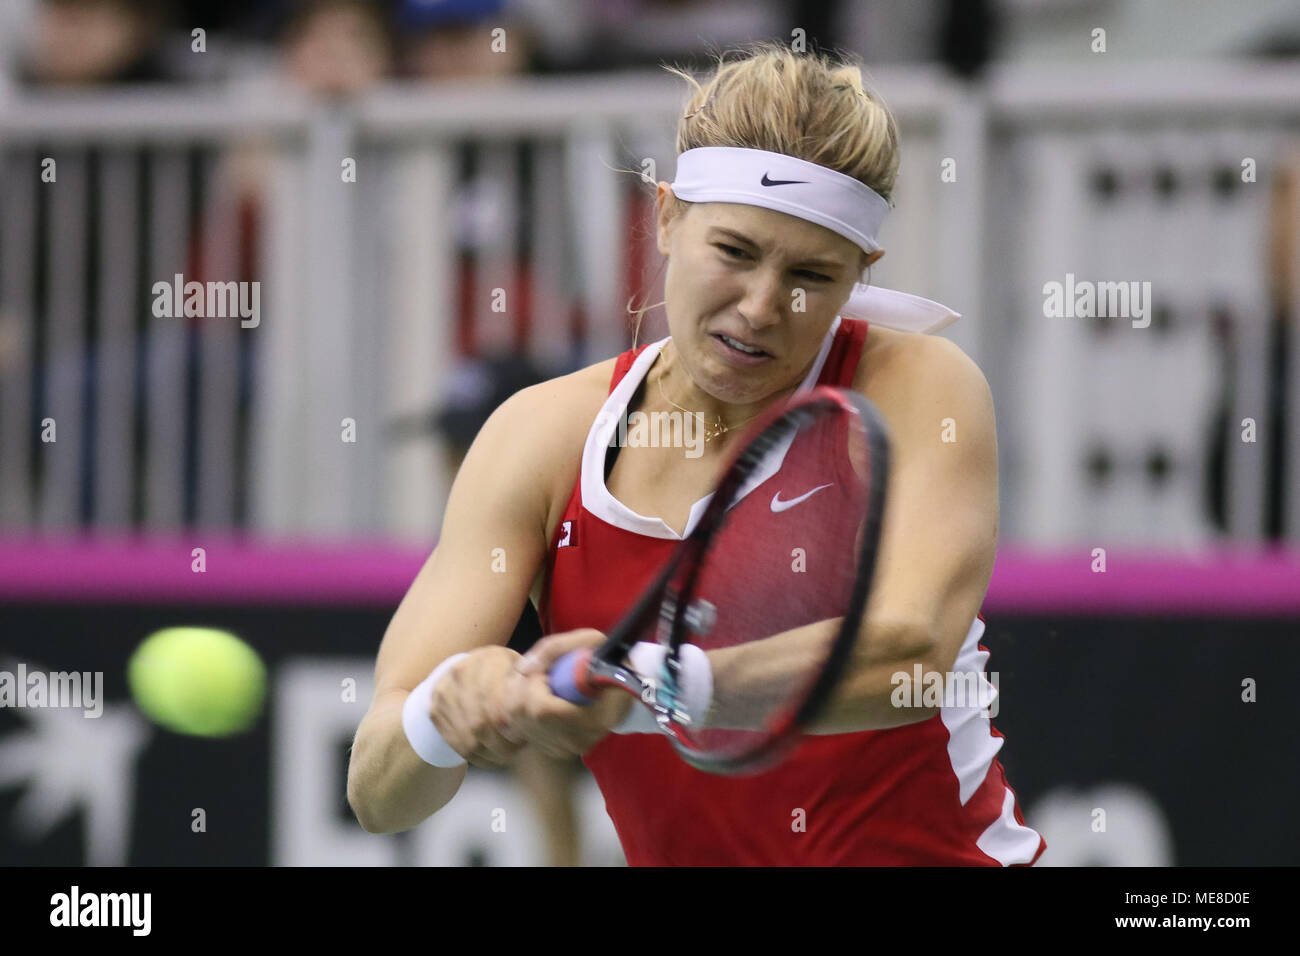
[770,483,834,512]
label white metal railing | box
[0,63,1297,545]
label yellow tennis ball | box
[128,627,266,737]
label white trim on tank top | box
[581,316,842,540]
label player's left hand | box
[496,629,634,757]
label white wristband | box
[402,653,471,767]
[613,642,713,734]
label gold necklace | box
[655,345,765,442]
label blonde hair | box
[629,40,901,345]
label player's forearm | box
[704,616,937,734]
[347,691,467,834]
[703,620,835,729]
[809,616,940,732]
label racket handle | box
[548,649,598,705]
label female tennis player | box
[348,42,1046,866]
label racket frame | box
[557,385,890,774]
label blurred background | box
[1,0,1298,867]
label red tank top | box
[540,318,1046,866]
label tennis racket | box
[548,385,890,775]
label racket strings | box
[668,404,874,759]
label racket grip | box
[548,649,598,705]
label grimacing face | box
[655,182,884,408]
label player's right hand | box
[496,629,634,758]
[428,645,525,769]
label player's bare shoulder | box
[487,356,619,535]
[851,325,994,445]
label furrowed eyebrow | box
[709,227,847,271]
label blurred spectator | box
[387,352,560,462]
[429,353,554,464]
[176,0,398,529]
[394,0,582,362]
[937,0,998,79]
[566,0,787,72]
[207,0,398,345]
[397,0,534,79]
[215,0,398,323]
[18,0,171,86]
[282,0,393,96]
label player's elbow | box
[347,717,462,834]
[349,797,384,835]
[860,615,937,672]
[352,806,401,836]
[910,625,944,678]
[346,730,404,835]
[348,774,419,835]
[346,754,387,834]
[347,780,384,834]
